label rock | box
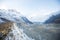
[0,22,13,40]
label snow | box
[0,9,25,23]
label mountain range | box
[0,9,33,24]
[44,11,60,24]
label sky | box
[0,0,60,22]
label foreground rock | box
[0,22,13,40]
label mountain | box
[0,9,34,40]
[44,11,60,24]
[21,17,33,24]
[0,9,33,24]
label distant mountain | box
[44,11,60,24]
[21,17,33,24]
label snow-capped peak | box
[0,9,24,23]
